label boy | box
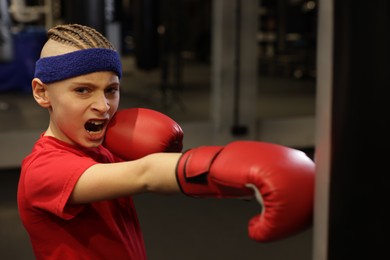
[18,24,315,259]
[18,23,180,259]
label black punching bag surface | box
[326,1,389,260]
[133,0,160,70]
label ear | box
[32,78,51,108]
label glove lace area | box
[245,184,265,214]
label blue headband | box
[34,48,122,83]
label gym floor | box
[0,57,316,259]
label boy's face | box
[32,40,122,148]
[34,71,120,148]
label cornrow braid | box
[47,24,116,50]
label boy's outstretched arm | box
[71,108,316,243]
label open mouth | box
[85,120,106,133]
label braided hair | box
[47,24,115,50]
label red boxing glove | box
[176,141,315,242]
[104,108,184,160]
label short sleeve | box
[23,149,98,220]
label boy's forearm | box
[69,153,181,204]
[143,153,182,194]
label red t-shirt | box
[17,135,147,260]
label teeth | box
[88,120,104,125]
[85,120,105,133]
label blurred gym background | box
[0,0,317,259]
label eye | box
[74,87,90,95]
[105,85,120,96]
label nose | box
[92,93,110,113]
